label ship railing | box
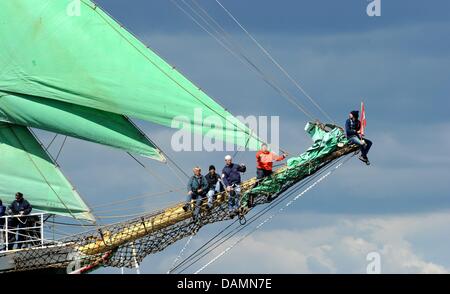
[0,213,45,253]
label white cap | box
[224,155,232,161]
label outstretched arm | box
[237,164,247,173]
[272,152,286,162]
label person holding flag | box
[345,102,373,165]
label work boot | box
[358,155,368,163]
[182,203,190,212]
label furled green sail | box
[0,123,94,222]
[0,91,165,161]
[0,0,261,148]
[241,122,349,207]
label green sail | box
[0,123,94,222]
[0,91,165,161]
[0,0,261,148]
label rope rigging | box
[171,153,354,273]
[168,124,335,272]
[214,0,336,124]
[90,188,184,210]
[0,1,363,275]
[168,234,194,274]
[81,0,269,151]
[193,153,354,273]
[126,152,182,190]
[169,149,348,273]
[24,128,92,229]
[170,0,315,121]
[54,135,67,162]
[45,133,59,151]
[3,141,358,273]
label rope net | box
[2,122,357,273]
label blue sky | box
[36,0,450,273]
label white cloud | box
[181,211,450,274]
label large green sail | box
[0,123,94,222]
[0,0,261,148]
[0,91,165,161]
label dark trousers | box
[248,169,274,207]
[256,168,273,179]
[348,136,373,158]
[7,218,27,250]
[185,193,206,217]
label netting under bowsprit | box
[4,144,357,273]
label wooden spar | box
[75,143,358,256]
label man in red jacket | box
[245,144,287,208]
[256,144,287,180]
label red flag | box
[360,101,367,136]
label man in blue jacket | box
[7,192,32,250]
[346,110,373,165]
[221,155,246,218]
[183,167,208,220]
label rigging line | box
[194,154,354,274]
[90,188,184,209]
[170,162,323,272]
[168,234,195,274]
[166,158,190,185]
[124,117,188,182]
[214,0,336,124]
[161,149,190,182]
[126,152,180,190]
[45,133,59,151]
[94,205,149,214]
[174,172,326,273]
[54,135,68,162]
[171,0,314,122]
[123,116,166,163]
[182,0,235,50]
[168,218,239,273]
[173,151,349,273]
[231,131,251,160]
[96,211,151,219]
[172,3,311,156]
[43,226,77,237]
[94,200,180,214]
[179,154,352,274]
[125,116,189,183]
[28,129,100,228]
[20,127,91,228]
[82,1,268,150]
[46,220,97,227]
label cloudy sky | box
[36,0,450,273]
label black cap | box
[350,110,359,119]
[209,165,216,171]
